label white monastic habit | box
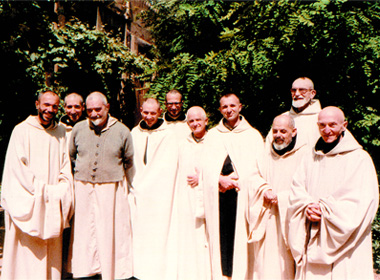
[287,130,379,280]
[131,120,179,280]
[164,118,191,141]
[248,136,308,280]
[266,99,321,148]
[1,116,74,280]
[202,116,267,280]
[176,132,211,280]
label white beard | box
[91,118,102,126]
[292,98,309,108]
[273,141,290,151]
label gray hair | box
[86,91,108,105]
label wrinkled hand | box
[187,168,199,188]
[306,202,322,222]
[263,189,278,207]
[219,173,239,193]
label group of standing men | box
[1,77,378,280]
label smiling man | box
[287,106,379,279]
[247,114,308,280]
[202,93,267,280]
[266,77,322,149]
[130,98,179,280]
[60,93,85,138]
[69,91,135,280]
[164,89,191,139]
[1,91,74,279]
[176,106,211,280]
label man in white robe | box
[163,89,191,139]
[248,114,308,279]
[59,92,85,142]
[131,98,178,280]
[287,106,379,279]
[1,91,74,280]
[266,77,321,148]
[176,106,211,280]
[202,93,267,280]
[69,92,134,280]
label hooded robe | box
[287,130,379,280]
[248,136,308,280]
[202,116,267,280]
[176,132,211,280]
[1,116,74,280]
[266,99,321,148]
[131,120,179,280]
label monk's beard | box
[91,118,102,126]
[273,140,290,151]
[292,98,309,108]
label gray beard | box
[91,118,102,126]
[273,141,290,151]
[292,98,309,108]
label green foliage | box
[141,0,380,270]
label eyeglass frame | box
[290,88,314,95]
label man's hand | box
[187,168,199,188]
[263,189,278,207]
[219,173,239,193]
[306,202,322,222]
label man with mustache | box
[59,92,85,141]
[164,89,191,140]
[69,91,135,280]
[266,77,321,149]
[248,114,307,279]
[1,91,74,279]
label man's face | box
[141,102,161,128]
[86,98,109,128]
[291,79,316,109]
[219,95,242,124]
[317,111,347,143]
[165,93,183,119]
[272,117,297,150]
[65,95,84,123]
[187,110,208,139]
[35,92,60,126]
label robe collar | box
[289,99,321,116]
[27,115,58,130]
[164,112,186,123]
[216,115,252,133]
[314,130,362,156]
[138,118,166,132]
[270,134,306,158]
[60,114,86,128]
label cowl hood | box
[137,118,167,132]
[216,115,253,133]
[314,130,362,156]
[26,115,58,130]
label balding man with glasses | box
[266,77,322,149]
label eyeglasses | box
[290,88,313,95]
[166,102,182,106]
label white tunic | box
[131,120,179,280]
[1,116,74,280]
[176,133,211,280]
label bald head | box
[64,93,84,123]
[187,106,208,139]
[272,114,297,150]
[317,106,347,143]
[187,106,207,120]
[86,91,108,105]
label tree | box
[140,0,380,269]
